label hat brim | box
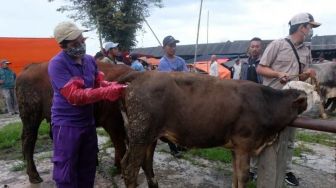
[164,40,180,46]
[310,21,321,28]
[104,43,119,51]
[64,29,88,41]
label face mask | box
[307,29,314,39]
[65,43,86,58]
[303,28,314,42]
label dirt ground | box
[0,114,335,188]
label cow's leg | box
[142,141,158,188]
[101,111,126,172]
[121,144,147,188]
[326,97,336,112]
[231,150,238,188]
[233,150,250,188]
[21,118,43,183]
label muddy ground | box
[0,114,335,188]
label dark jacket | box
[240,57,263,84]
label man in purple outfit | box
[48,21,126,188]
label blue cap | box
[163,35,180,46]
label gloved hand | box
[95,71,115,87]
[61,77,127,105]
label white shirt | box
[233,63,241,80]
[209,61,219,77]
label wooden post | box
[257,127,293,187]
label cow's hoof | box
[29,176,43,184]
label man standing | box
[209,55,219,77]
[129,53,145,72]
[239,38,264,181]
[257,13,320,186]
[240,37,263,84]
[0,59,18,115]
[232,58,241,80]
[49,21,126,188]
[158,35,188,72]
[158,35,187,158]
[102,41,122,64]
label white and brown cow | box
[118,72,307,188]
[310,61,336,112]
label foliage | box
[48,0,162,50]
[10,162,26,172]
[295,131,336,147]
[0,121,51,160]
[293,143,315,157]
[187,147,232,163]
[0,122,22,149]
[96,127,109,137]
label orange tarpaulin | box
[0,37,61,74]
[193,59,231,79]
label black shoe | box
[249,172,257,181]
[171,151,183,158]
[285,172,299,186]
[176,146,187,151]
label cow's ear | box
[293,95,307,114]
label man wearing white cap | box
[257,13,321,186]
[102,41,122,64]
[48,21,127,188]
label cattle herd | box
[14,61,335,188]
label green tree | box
[49,0,162,50]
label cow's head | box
[292,90,308,114]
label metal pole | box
[96,16,103,51]
[291,117,336,133]
[143,16,162,47]
[206,10,209,73]
[193,0,204,69]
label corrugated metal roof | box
[311,35,336,50]
[132,35,336,58]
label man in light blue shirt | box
[129,53,145,72]
[158,35,188,72]
[158,35,187,158]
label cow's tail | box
[117,71,143,84]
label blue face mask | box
[65,43,86,58]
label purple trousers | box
[52,125,98,188]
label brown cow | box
[118,71,307,188]
[15,62,133,183]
